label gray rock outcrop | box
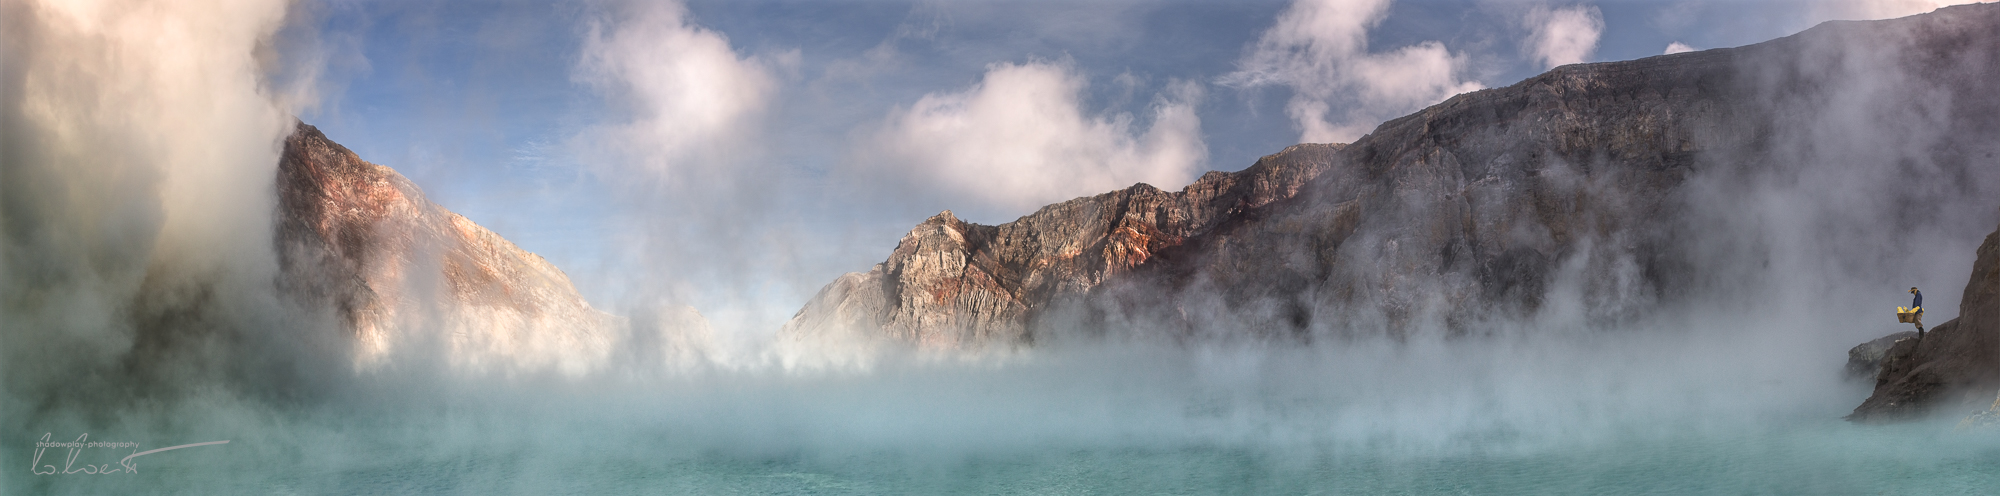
[1847,331,1917,382]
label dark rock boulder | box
[1847,331,1917,382]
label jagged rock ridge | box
[782,144,1340,348]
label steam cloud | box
[1220,0,1484,144]
[1664,41,1697,55]
[1,0,312,410]
[856,61,1208,216]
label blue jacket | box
[1914,291,1923,311]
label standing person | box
[1911,287,1925,338]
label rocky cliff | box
[786,4,2000,349]
[276,123,624,375]
[1847,331,1917,382]
[782,143,1341,348]
[1849,218,2000,422]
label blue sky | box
[285,0,1977,337]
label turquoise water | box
[22,413,2000,495]
[13,337,2000,494]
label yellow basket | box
[1897,306,1922,323]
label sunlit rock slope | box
[786,4,2000,350]
[276,123,630,374]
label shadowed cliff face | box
[276,123,628,375]
[786,4,2000,350]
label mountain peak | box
[923,210,960,225]
[275,123,628,375]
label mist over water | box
[14,319,2000,494]
[12,259,1996,492]
[10,0,2000,493]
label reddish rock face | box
[275,123,618,374]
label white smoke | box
[856,60,1207,217]
[1664,41,1698,55]
[0,0,304,397]
[1523,4,1605,69]
[1220,0,1484,144]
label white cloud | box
[573,0,778,186]
[1524,5,1605,69]
[862,61,1207,215]
[1664,42,1698,55]
[1220,0,1484,144]
[568,0,813,346]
